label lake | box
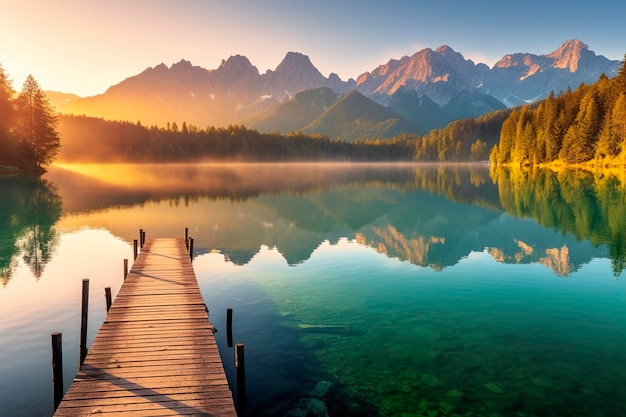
[1,163,626,417]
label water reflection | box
[42,163,625,277]
[494,167,626,276]
[0,175,62,285]
[3,163,626,417]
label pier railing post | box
[189,238,194,261]
[235,343,246,416]
[124,258,128,280]
[104,287,112,312]
[133,239,138,260]
[227,308,233,348]
[139,229,144,248]
[185,227,189,249]
[51,332,63,410]
[79,279,89,368]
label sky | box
[1,0,625,97]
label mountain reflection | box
[494,167,626,276]
[42,163,626,276]
[0,175,62,285]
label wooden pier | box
[53,238,237,416]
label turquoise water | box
[198,242,626,417]
[1,163,625,417]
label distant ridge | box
[50,39,620,138]
[248,87,342,133]
[302,90,424,141]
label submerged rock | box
[445,388,464,398]
[284,397,330,417]
[298,324,352,335]
[484,382,506,394]
[309,380,333,398]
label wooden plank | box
[54,238,237,417]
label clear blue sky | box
[1,0,624,96]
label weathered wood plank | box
[65,376,230,391]
[53,238,237,417]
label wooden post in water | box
[189,238,194,261]
[123,258,128,280]
[235,343,246,416]
[104,287,112,312]
[79,279,89,368]
[139,229,144,248]
[133,239,138,260]
[227,308,233,348]
[51,332,63,410]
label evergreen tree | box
[498,109,518,163]
[512,106,534,163]
[540,93,561,162]
[560,90,601,163]
[15,75,60,173]
[597,92,626,158]
[611,93,626,150]
[469,139,488,161]
[614,54,626,92]
[0,65,16,165]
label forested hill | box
[56,109,513,163]
[491,55,626,166]
[56,116,416,162]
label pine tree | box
[541,93,561,162]
[560,91,601,163]
[512,106,533,163]
[610,93,626,154]
[15,75,60,173]
[614,54,626,93]
[0,64,16,165]
[498,109,518,163]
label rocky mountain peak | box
[435,45,465,63]
[153,63,168,72]
[171,59,193,70]
[275,52,318,74]
[218,55,259,76]
[266,52,331,97]
[546,39,589,72]
[55,39,621,131]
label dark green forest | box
[57,109,510,163]
[57,116,416,162]
[492,55,626,166]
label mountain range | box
[52,39,621,139]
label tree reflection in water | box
[493,166,626,276]
[0,175,61,285]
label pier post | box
[104,287,112,312]
[227,308,233,348]
[51,332,63,410]
[189,238,194,261]
[124,258,128,280]
[235,343,246,416]
[79,279,89,368]
[133,239,138,260]
[185,227,189,249]
[139,229,144,248]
